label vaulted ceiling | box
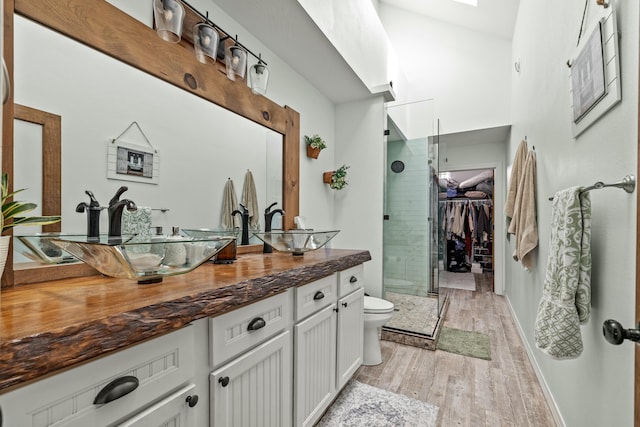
[212,0,519,104]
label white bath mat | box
[316,380,438,427]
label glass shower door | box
[382,100,441,338]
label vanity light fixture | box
[225,40,248,81]
[249,54,269,95]
[193,14,219,64]
[179,1,271,88]
[153,0,185,43]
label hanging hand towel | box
[505,140,528,220]
[241,170,260,229]
[221,178,241,229]
[534,187,591,359]
[509,149,538,270]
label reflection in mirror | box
[13,14,283,269]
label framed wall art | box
[569,5,621,138]
[107,122,160,184]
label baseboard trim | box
[504,295,565,427]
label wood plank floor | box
[354,274,557,427]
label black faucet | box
[231,204,250,245]
[263,202,285,253]
[76,190,102,241]
[108,186,137,242]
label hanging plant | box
[304,134,327,159]
[323,164,350,190]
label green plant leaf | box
[5,215,62,230]
[1,173,61,232]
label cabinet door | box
[294,304,337,427]
[210,331,292,427]
[117,384,198,427]
[336,288,364,390]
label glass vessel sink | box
[252,230,340,256]
[50,234,235,284]
[15,233,83,264]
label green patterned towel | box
[534,187,591,359]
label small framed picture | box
[107,140,159,185]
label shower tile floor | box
[384,292,440,336]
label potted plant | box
[323,164,350,190]
[0,173,61,277]
[304,134,327,159]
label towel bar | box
[548,175,636,201]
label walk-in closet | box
[438,169,494,292]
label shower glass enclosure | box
[382,100,442,338]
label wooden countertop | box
[0,249,371,392]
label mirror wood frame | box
[2,0,300,287]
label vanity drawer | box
[0,326,195,427]
[295,274,337,322]
[338,264,364,297]
[210,290,292,369]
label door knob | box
[602,319,640,345]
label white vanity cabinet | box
[0,326,198,427]
[336,265,365,390]
[208,290,293,427]
[293,266,365,427]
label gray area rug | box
[436,326,491,360]
[316,380,438,427]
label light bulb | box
[232,55,240,67]
[202,35,211,47]
[163,9,173,21]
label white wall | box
[507,1,638,425]
[333,97,386,297]
[379,3,512,135]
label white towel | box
[221,179,240,229]
[534,187,591,359]
[505,140,528,219]
[241,170,260,229]
[509,150,538,270]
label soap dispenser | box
[163,226,187,266]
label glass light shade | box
[193,23,219,64]
[153,0,185,43]
[225,45,247,81]
[250,63,269,95]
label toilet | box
[363,295,395,366]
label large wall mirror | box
[3,0,300,286]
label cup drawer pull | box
[93,375,139,405]
[314,291,325,300]
[349,276,358,283]
[247,317,266,331]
